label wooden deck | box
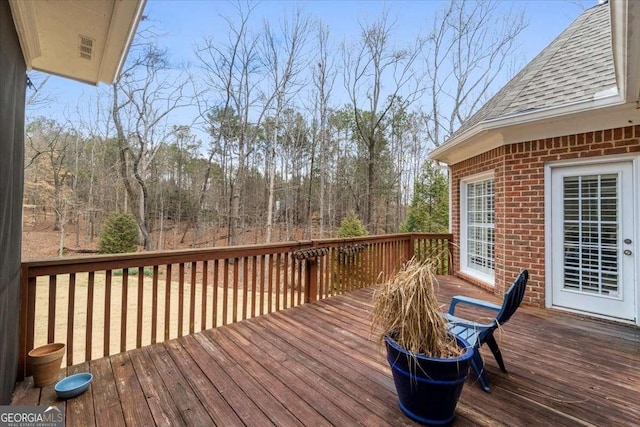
[12,276,640,426]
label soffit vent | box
[79,35,95,60]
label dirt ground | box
[32,271,300,366]
[23,216,309,366]
[22,216,314,260]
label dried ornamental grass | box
[372,258,462,358]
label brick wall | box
[450,125,640,306]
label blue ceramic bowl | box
[54,373,93,399]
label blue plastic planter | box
[385,335,473,426]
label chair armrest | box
[448,295,502,315]
[445,313,494,330]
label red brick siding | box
[450,125,640,306]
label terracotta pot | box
[27,343,66,387]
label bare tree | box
[309,22,337,237]
[424,0,527,146]
[74,90,119,243]
[343,12,423,231]
[189,3,253,246]
[263,9,310,242]
[112,43,189,250]
[196,2,264,246]
[25,118,76,232]
[25,73,53,113]
[197,2,303,246]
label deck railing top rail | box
[22,233,453,275]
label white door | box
[550,162,635,320]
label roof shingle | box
[451,3,615,138]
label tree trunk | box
[265,113,278,243]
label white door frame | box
[544,154,639,325]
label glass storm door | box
[551,162,635,320]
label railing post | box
[18,264,28,380]
[406,234,415,263]
[447,236,455,275]
[304,259,318,303]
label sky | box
[28,0,598,133]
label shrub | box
[98,212,139,254]
[337,210,368,238]
[112,267,155,277]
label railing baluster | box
[335,251,340,295]
[48,275,56,343]
[189,261,196,334]
[290,257,296,307]
[26,276,36,365]
[250,256,257,318]
[353,251,358,290]
[283,253,289,310]
[275,253,281,310]
[86,271,95,361]
[267,255,273,314]
[104,270,112,357]
[164,264,172,341]
[329,247,335,297]
[212,260,219,328]
[152,265,159,344]
[376,243,381,281]
[67,273,75,366]
[178,263,185,337]
[345,252,351,292]
[201,261,208,331]
[297,259,303,306]
[222,259,229,325]
[232,258,239,323]
[136,267,144,348]
[121,269,128,353]
[242,258,248,320]
[318,251,324,299]
[324,253,330,298]
[258,255,264,316]
[346,250,350,292]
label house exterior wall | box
[0,2,26,404]
[450,125,640,306]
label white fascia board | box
[99,0,147,84]
[610,0,628,101]
[429,93,626,165]
[8,0,41,69]
[621,0,640,103]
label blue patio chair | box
[445,270,529,392]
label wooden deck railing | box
[18,233,452,378]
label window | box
[461,173,495,284]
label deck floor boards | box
[13,275,640,426]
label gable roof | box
[430,0,640,165]
[455,3,615,137]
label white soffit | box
[9,0,145,85]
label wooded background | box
[23,1,525,254]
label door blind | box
[563,174,619,296]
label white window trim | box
[460,171,495,286]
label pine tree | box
[337,210,368,237]
[401,161,448,233]
[98,212,139,254]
